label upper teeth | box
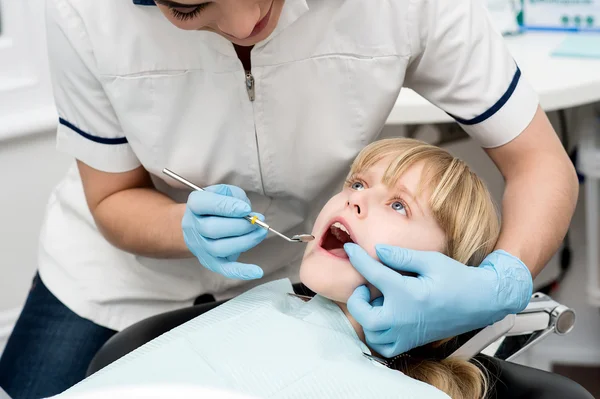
[332,222,349,234]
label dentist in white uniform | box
[0,0,578,397]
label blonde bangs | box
[349,138,455,211]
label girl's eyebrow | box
[154,0,205,8]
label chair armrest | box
[449,292,576,361]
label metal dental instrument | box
[162,168,315,243]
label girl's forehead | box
[360,158,427,186]
[360,158,438,204]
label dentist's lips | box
[319,218,357,259]
[249,1,274,38]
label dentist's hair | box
[349,137,500,399]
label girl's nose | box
[346,191,368,218]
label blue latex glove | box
[345,243,533,358]
[182,184,268,280]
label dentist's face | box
[300,159,447,303]
[155,0,284,46]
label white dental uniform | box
[41,0,539,331]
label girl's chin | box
[325,284,382,305]
[299,252,373,301]
[300,275,365,304]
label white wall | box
[0,132,70,354]
[0,0,71,354]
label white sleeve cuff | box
[56,120,142,173]
[455,68,540,149]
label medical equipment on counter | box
[521,0,600,32]
[163,169,315,244]
[552,34,600,59]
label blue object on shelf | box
[551,34,600,59]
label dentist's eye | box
[391,201,407,215]
[169,4,209,21]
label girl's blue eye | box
[351,182,365,191]
[391,201,407,215]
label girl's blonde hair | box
[350,138,500,399]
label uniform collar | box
[132,0,310,49]
[264,0,309,45]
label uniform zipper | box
[245,70,266,194]
[245,72,255,102]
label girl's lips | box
[317,244,350,259]
[319,217,358,246]
[317,217,357,259]
[249,2,273,37]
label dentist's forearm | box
[77,161,192,259]
[486,107,579,277]
[93,188,192,259]
[495,155,578,276]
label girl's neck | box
[293,288,379,355]
[290,293,365,340]
[335,301,388,359]
[334,301,366,342]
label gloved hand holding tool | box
[163,169,314,280]
[182,184,268,280]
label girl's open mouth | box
[320,220,356,259]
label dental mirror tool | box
[162,169,315,244]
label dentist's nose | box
[217,4,262,39]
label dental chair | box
[86,287,593,399]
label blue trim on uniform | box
[59,118,128,145]
[133,0,157,5]
[449,66,522,126]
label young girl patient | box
[55,138,499,399]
